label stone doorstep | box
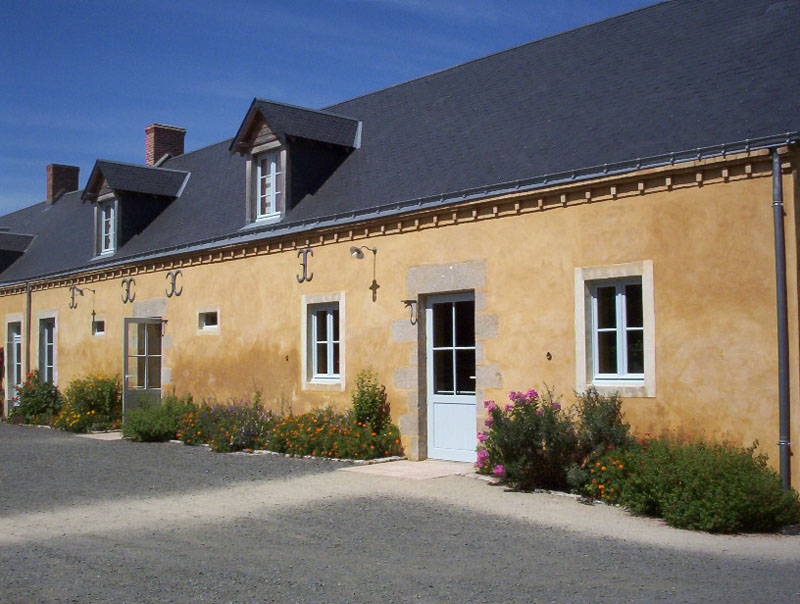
[75,431,124,441]
[340,459,474,480]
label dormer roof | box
[82,160,190,202]
[0,232,35,253]
[230,99,361,154]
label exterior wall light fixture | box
[350,246,380,301]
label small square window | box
[198,311,219,331]
[92,320,105,336]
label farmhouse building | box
[1,0,798,485]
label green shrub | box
[64,373,121,420]
[477,388,578,490]
[589,438,800,533]
[566,388,633,492]
[123,395,195,442]
[351,368,390,432]
[8,370,61,424]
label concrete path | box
[1,423,798,603]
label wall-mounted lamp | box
[349,245,376,259]
[350,245,380,301]
[401,299,418,325]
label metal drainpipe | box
[24,282,31,377]
[772,150,792,490]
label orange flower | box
[598,484,605,490]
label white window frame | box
[197,308,220,334]
[301,292,345,391]
[38,314,57,385]
[5,315,23,414]
[310,303,340,381]
[254,150,282,221]
[99,200,116,255]
[590,279,644,383]
[91,318,105,337]
[575,261,655,398]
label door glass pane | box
[454,300,475,347]
[455,349,476,394]
[596,287,617,329]
[627,330,644,374]
[147,323,162,356]
[147,356,161,389]
[432,303,452,348]
[433,350,454,394]
[597,332,618,374]
[625,283,643,328]
[130,356,145,389]
[136,323,146,355]
[316,343,328,374]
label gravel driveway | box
[1,424,798,603]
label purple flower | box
[483,399,495,409]
[477,432,488,443]
[492,464,505,476]
[551,401,561,410]
[486,401,497,412]
[484,416,494,427]
[535,408,543,415]
[477,449,489,461]
[505,403,513,411]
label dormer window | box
[255,150,283,221]
[100,201,116,255]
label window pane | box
[333,343,340,374]
[433,350,454,394]
[147,356,161,389]
[147,323,162,356]
[260,177,267,197]
[432,303,452,348]
[625,283,643,328]
[132,355,145,388]
[316,310,328,341]
[332,309,339,341]
[597,332,618,374]
[596,286,617,329]
[454,300,475,347]
[316,343,328,374]
[136,324,146,355]
[627,330,644,374]
[455,349,476,394]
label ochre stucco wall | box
[1,157,797,485]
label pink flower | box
[483,400,495,409]
[505,403,513,411]
[486,401,497,412]
[477,432,488,443]
[477,449,489,461]
[492,464,505,476]
[484,416,494,427]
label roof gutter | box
[2,131,798,288]
[772,149,792,490]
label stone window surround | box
[197,307,221,335]
[574,260,656,398]
[301,292,346,392]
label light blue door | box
[426,293,476,462]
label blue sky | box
[0,0,656,214]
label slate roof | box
[1,0,799,284]
[231,99,361,150]
[84,160,189,200]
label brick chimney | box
[145,124,186,165]
[46,164,80,204]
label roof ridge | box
[322,0,669,111]
[96,158,189,174]
[254,98,359,122]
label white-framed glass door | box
[123,317,163,417]
[426,292,476,462]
